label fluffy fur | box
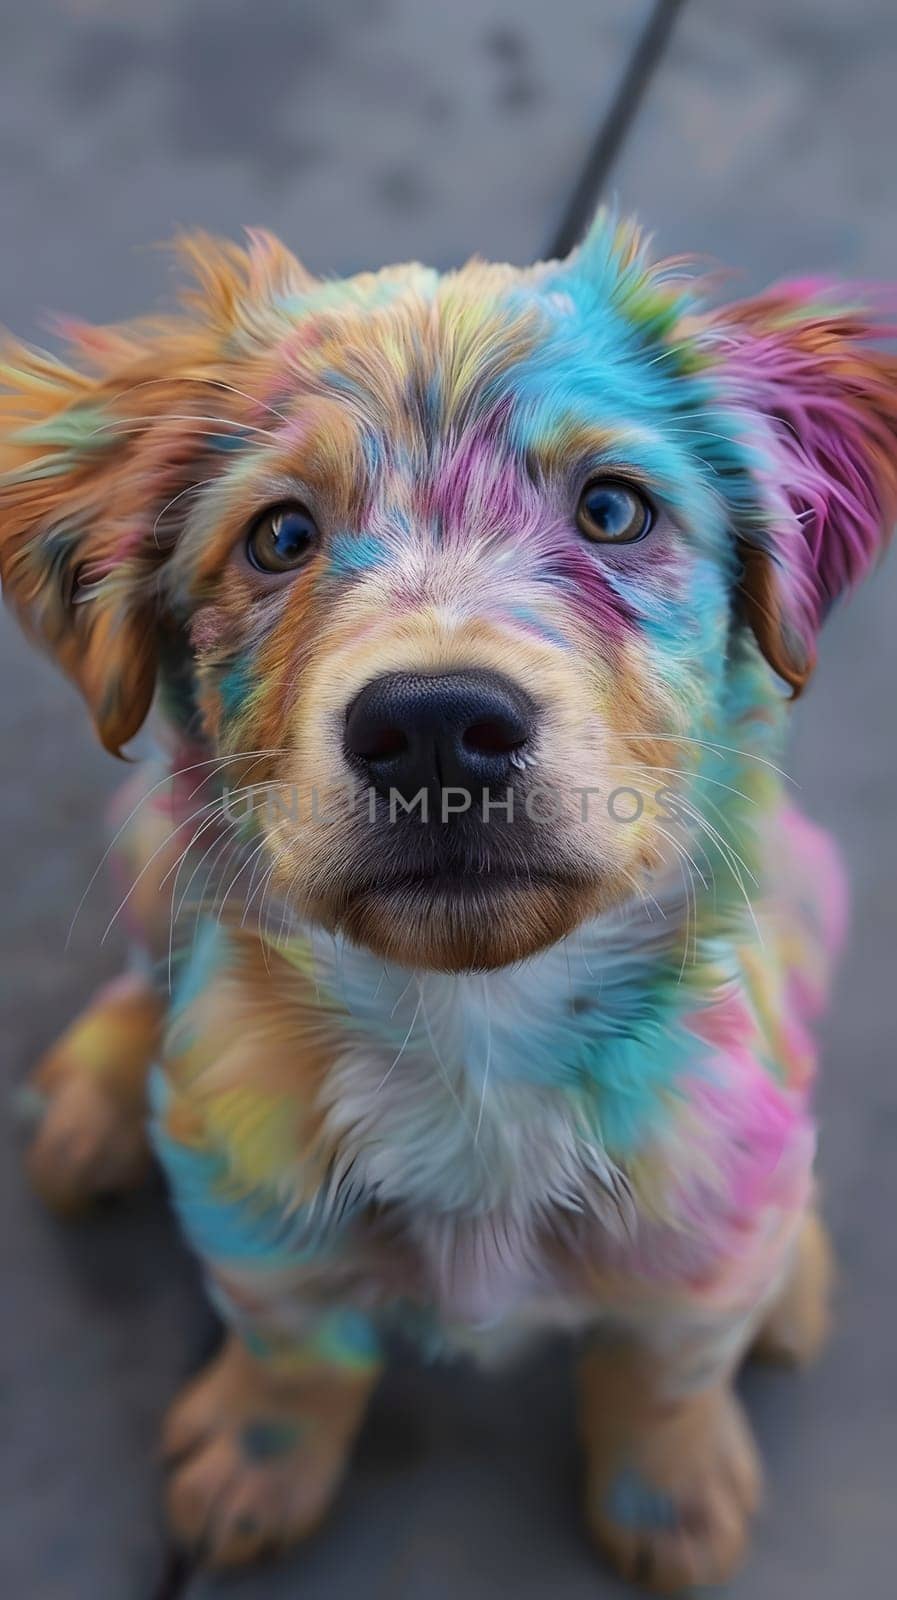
[2,212,894,1587]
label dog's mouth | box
[310,857,606,972]
[343,864,584,898]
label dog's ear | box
[0,230,315,753]
[714,283,897,693]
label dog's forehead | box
[287,259,552,425]
[246,256,720,553]
[270,253,698,490]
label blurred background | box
[1,3,895,1597]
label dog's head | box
[2,216,895,970]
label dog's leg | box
[151,989,384,1569]
[23,973,163,1212]
[21,753,211,1212]
[162,1317,382,1568]
[579,1314,763,1594]
[752,1207,834,1366]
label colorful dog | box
[2,213,894,1589]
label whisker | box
[215,834,272,928]
[674,799,764,948]
[164,805,237,986]
[416,977,479,1144]
[87,413,280,441]
[99,790,246,947]
[262,844,307,954]
[389,973,417,1020]
[240,834,278,928]
[603,762,758,808]
[475,977,493,1144]
[190,828,250,951]
[152,476,220,548]
[245,845,290,933]
[175,812,243,928]
[604,757,758,863]
[99,374,293,426]
[375,993,423,1095]
[606,730,795,785]
[162,782,266,962]
[653,825,707,979]
[66,747,288,944]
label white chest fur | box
[305,932,639,1328]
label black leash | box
[149,1546,195,1600]
[546,0,686,259]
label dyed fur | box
[2,213,894,1586]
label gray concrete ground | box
[1,3,895,1596]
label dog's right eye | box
[246,503,319,573]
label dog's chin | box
[314,871,608,973]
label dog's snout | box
[344,670,536,802]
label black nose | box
[344,669,536,804]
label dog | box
[2,212,894,1590]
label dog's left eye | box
[246,503,319,573]
[576,478,653,544]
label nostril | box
[462,720,527,757]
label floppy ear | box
[714,283,897,693]
[0,230,315,753]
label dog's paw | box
[584,1387,762,1594]
[24,1071,150,1214]
[162,1336,375,1568]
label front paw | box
[583,1381,761,1594]
[23,1072,150,1214]
[162,1335,376,1568]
